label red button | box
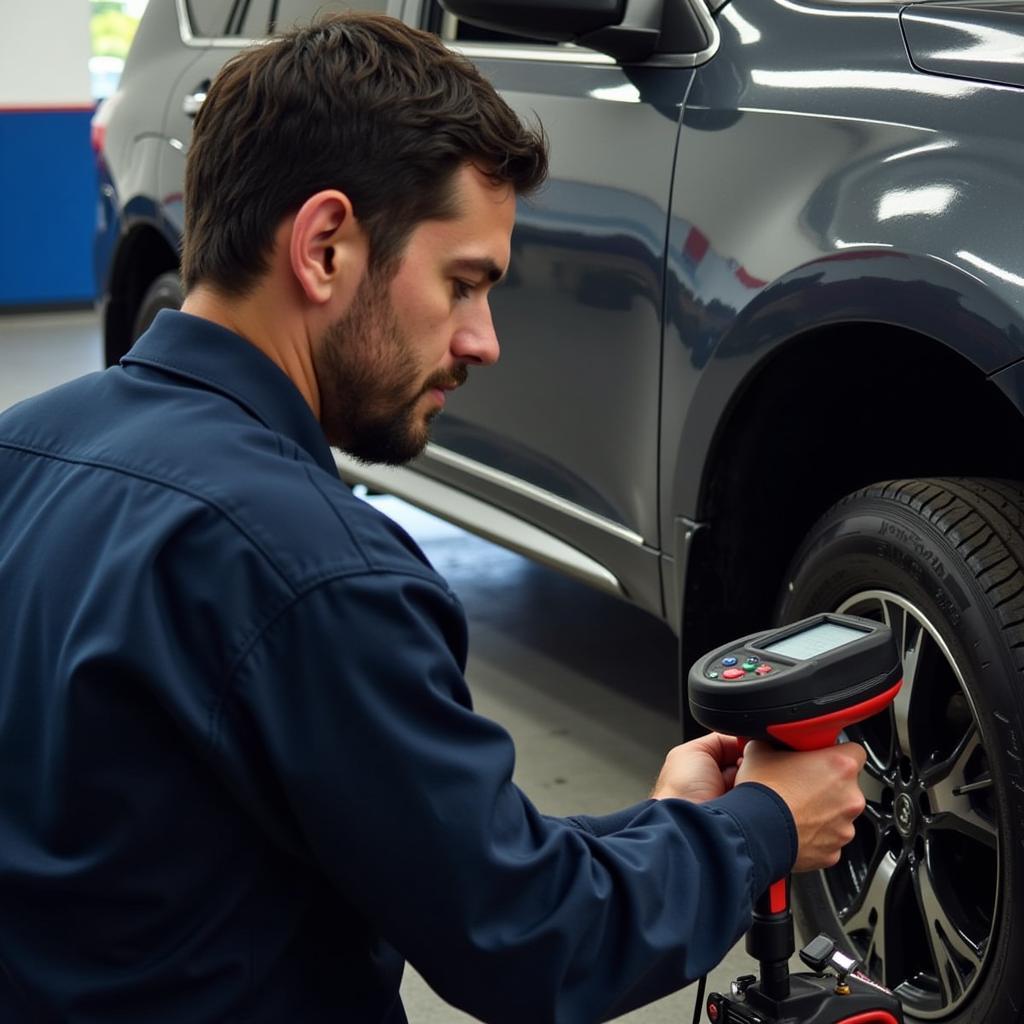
[722,668,746,680]
[755,665,773,676]
[707,999,720,1022]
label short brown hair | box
[181,13,548,295]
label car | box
[93,0,1024,1020]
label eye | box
[453,279,474,301]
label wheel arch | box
[102,217,180,367]
[670,256,1024,686]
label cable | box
[691,973,707,1024]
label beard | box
[313,271,466,465]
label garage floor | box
[0,310,767,1023]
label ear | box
[288,190,366,305]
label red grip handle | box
[768,878,788,914]
[765,680,902,751]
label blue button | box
[722,656,738,667]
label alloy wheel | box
[824,590,999,1018]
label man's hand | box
[650,733,744,803]
[736,740,867,872]
[652,735,867,872]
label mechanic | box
[0,13,866,1023]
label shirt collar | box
[121,309,337,475]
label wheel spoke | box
[924,724,997,848]
[925,721,980,787]
[913,858,985,1006]
[890,661,914,760]
[884,600,922,759]
[841,849,900,984]
[879,599,904,647]
[860,765,887,805]
[859,764,890,832]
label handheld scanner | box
[688,613,902,751]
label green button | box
[742,661,758,671]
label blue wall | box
[0,107,97,307]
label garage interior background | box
[0,1,119,309]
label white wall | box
[0,0,92,107]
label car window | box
[186,0,237,37]
[272,0,392,32]
[234,0,272,36]
[225,0,392,38]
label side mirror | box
[440,0,665,62]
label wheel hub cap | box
[893,792,915,838]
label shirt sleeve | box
[216,570,796,1024]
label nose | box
[451,301,500,366]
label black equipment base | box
[706,970,904,1024]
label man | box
[0,13,865,1023]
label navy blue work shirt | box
[0,310,796,1022]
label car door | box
[397,0,705,614]
[158,0,258,243]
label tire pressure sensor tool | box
[689,613,902,750]
[687,613,905,1024]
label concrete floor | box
[0,310,769,1023]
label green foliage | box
[91,9,140,59]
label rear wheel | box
[779,479,1024,1022]
[131,271,183,343]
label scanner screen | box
[762,622,867,660]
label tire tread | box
[843,477,1024,673]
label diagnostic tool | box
[686,613,905,1024]
[689,613,902,750]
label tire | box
[778,479,1024,1023]
[131,271,183,343]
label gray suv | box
[94,0,1024,1020]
